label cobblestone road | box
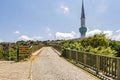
[32,47,99,80]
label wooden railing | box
[62,48,120,80]
[29,45,43,54]
[17,44,44,61]
[50,43,120,80]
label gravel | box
[32,47,99,80]
[0,61,30,80]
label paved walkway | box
[32,47,99,80]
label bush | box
[59,33,116,56]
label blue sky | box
[0,0,120,42]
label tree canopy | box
[59,33,118,56]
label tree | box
[80,33,110,48]
[59,33,116,56]
[109,40,120,56]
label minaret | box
[79,0,87,38]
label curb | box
[28,47,44,80]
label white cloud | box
[112,31,120,41]
[57,4,69,14]
[86,29,101,36]
[18,35,42,41]
[0,39,3,42]
[116,29,120,33]
[86,29,120,41]
[14,31,20,34]
[103,30,113,37]
[86,29,113,37]
[71,31,76,35]
[19,35,33,41]
[55,31,76,40]
[113,34,120,41]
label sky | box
[0,0,120,42]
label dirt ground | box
[0,48,43,80]
[0,61,30,80]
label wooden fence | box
[17,44,44,61]
[50,43,120,80]
[62,48,120,80]
[29,45,43,54]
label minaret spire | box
[81,0,85,19]
[79,0,87,38]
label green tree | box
[59,33,116,56]
[80,33,110,48]
[9,46,17,60]
[109,40,120,56]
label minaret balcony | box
[79,27,87,34]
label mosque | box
[79,0,87,38]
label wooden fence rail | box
[29,45,43,54]
[50,43,120,80]
[17,44,43,61]
[62,48,120,80]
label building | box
[79,0,87,38]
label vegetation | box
[0,40,44,61]
[109,40,120,56]
[0,42,10,60]
[59,33,120,56]
[0,33,120,61]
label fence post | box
[17,47,19,62]
[117,58,120,80]
[62,48,65,57]
[66,49,68,58]
[96,55,100,75]
[76,51,78,64]
[84,53,86,67]
[69,50,71,60]
[64,48,66,57]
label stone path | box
[32,47,99,80]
